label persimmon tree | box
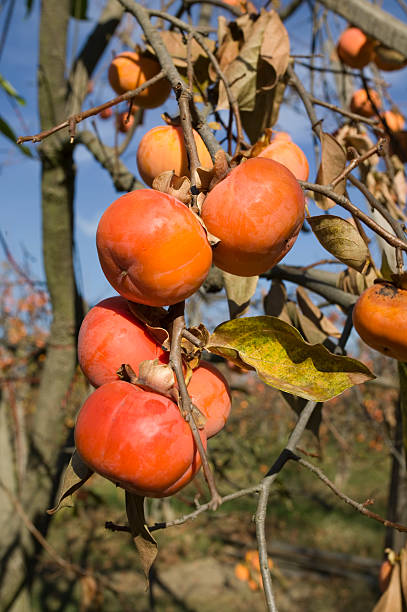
[2,0,407,610]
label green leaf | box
[0,117,33,158]
[47,450,93,514]
[70,0,88,20]
[207,316,375,402]
[0,74,26,105]
[125,492,158,584]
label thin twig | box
[309,95,381,126]
[298,458,407,533]
[330,138,386,188]
[300,181,407,252]
[169,303,222,509]
[17,72,165,144]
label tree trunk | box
[0,2,123,609]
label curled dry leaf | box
[47,450,93,514]
[314,133,347,210]
[308,215,369,272]
[296,287,341,338]
[195,149,230,193]
[263,279,291,324]
[334,124,377,159]
[372,560,402,612]
[222,270,259,319]
[181,323,210,370]
[125,492,158,584]
[217,10,289,112]
[337,264,376,297]
[152,171,191,205]
[207,316,375,402]
[138,359,176,398]
[126,301,170,350]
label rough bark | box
[0,2,123,609]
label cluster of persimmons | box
[337,26,405,133]
[74,49,309,497]
[75,37,407,499]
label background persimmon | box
[256,135,309,181]
[75,380,206,497]
[96,189,212,306]
[116,111,134,133]
[352,282,407,361]
[99,107,113,119]
[187,361,231,438]
[380,110,405,132]
[373,45,407,71]
[201,158,305,276]
[77,296,167,388]
[108,51,171,108]
[336,27,374,68]
[350,89,381,117]
[137,125,213,187]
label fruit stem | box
[168,302,222,510]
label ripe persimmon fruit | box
[336,27,374,69]
[380,110,405,132]
[108,51,171,109]
[256,136,309,181]
[75,380,206,497]
[350,89,381,118]
[353,282,407,361]
[77,296,167,388]
[235,563,250,582]
[201,158,305,276]
[187,361,231,438]
[373,45,407,72]
[96,189,212,307]
[137,125,213,187]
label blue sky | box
[1,0,406,332]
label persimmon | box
[137,125,213,187]
[99,107,113,120]
[352,282,407,361]
[188,361,231,438]
[380,110,405,132]
[96,189,212,306]
[234,563,250,582]
[379,559,393,592]
[257,137,309,181]
[75,380,206,497]
[336,27,374,69]
[116,111,134,133]
[200,158,305,276]
[373,45,407,71]
[350,89,381,118]
[108,51,171,109]
[77,296,167,388]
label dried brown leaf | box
[222,271,259,319]
[148,31,215,68]
[47,451,93,514]
[372,561,402,612]
[126,302,170,349]
[308,215,369,272]
[314,133,347,210]
[152,171,191,205]
[296,286,341,338]
[263,280,291,324]
[126,492,158,584]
